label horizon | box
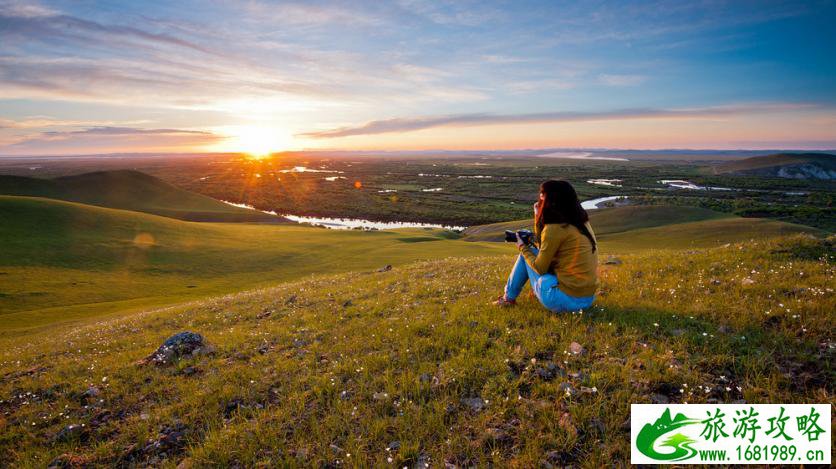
[2,0,836,155]
[2,147,836,160]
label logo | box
[631,404,831,465]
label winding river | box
[222,196,626,231]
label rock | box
[339,390,353,401]
[461,397,485,412]
[541,450,573,469]
[372,392,389,401]
[568,342,585,355]
[412,452,430,469]
[143,332,212,366]
[741,277,755,286]
[603,256,622,265]
[710,279,722,286]
[558,382,576,396]
[256,309,272,319]
[717,325,732,334]
[418,373,432,383]
[53,424,87,443]
[342,300,353,308]
[138,422,188,457]
[256,341,270,355]
[79,386,100,404]
[386,440,401,452]
[507,360,526,376]
[651,393,669,404]
[329,443,343,455]
[292,338,310,348]
[534,362,562,381]
[579,386,598,395]
[377,265,393,272]
[89,409,112,427]
[224,399,244,417]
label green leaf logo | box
[636,408,700,461]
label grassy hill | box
[0,170,280,222]
[2,200,822,334]
[0,234,831,466]
[461,205,818,246]
[710,152,836,179]
[0,196,506,334]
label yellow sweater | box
[520,222,598,297]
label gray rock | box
[534,363,562,381]
[568,341,585,355]
[377,265,393,272]
[144,332,212,366]
[651,393,670,404]
[461,397,485,412]
[603,256,622,265]
[53,424,86,443]
[558,382,576,396]
[79,386,100,404]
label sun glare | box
[226,126,293,159]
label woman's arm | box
[520,224,562,275]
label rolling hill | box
[461,205,819,246]
[0,170,281,222]
[1,198,822,334]
[0,195,506,333]
[711,152,836,179]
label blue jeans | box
[504,247,595,312]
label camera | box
[505,229,534,244]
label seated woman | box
[496,180,598,312]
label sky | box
[1,0,835,156]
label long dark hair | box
[535,180,596,252]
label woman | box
[495,180,598,312]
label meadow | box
[0,234,832,466]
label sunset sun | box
[226,126,293,158]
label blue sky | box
[1,0,835,154]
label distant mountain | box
[712,153,836,179]
[0,170,282,222]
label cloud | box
[0,5,214,55]
[598,74,646,86]
[2,126,225,155]
[299,103,821,138]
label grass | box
[0,196,505,334]
[0,234,832,467]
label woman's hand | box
[533,202,539,217]
[515,232,526,248]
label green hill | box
[0,234,831,467]
[461,205,818,246]
[711,152,836,179]
[0,170,281,222]
[0,196,506,333]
